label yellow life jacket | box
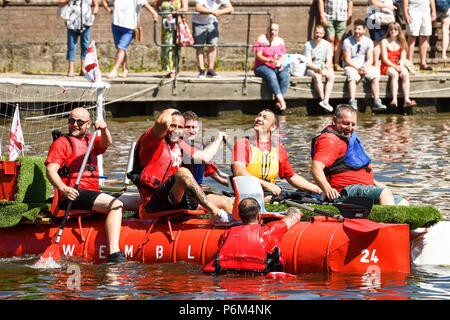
[246,141,279,183]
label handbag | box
[57,3,71,21]
[133,0,143,42]
[374,8,396,25]
[176,15,194,47]
[133,26,143,42]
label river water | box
[1,112,449,301]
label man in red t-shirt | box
[204,197,302,274]
[134,108,233,223]
[311,104,408,205]
[46,107,128,263]
[232,109,322,203]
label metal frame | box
[153,11,272,94]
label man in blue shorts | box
[192,0,234,78]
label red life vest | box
[203,223,285,274]
[128,133,183,204]
[57,133,100,191]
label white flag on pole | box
[83,40,102,83]
[8,106,24,161]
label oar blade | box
[41,243,61,261]
[343,218,381,233]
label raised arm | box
[152,108,179,140]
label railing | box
[153,11,272,94]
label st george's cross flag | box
[83,41,102,83]
[8,106,24,161]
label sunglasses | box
[68,117,89,127]
[356,44,361,54]
[390,28,399,31]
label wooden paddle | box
[37,130,99,264]
[282,199,381,233]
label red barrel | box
[0,216,410,274]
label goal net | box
[0,78,110,158]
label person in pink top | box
[253,23,290,111]
[380,22,417,108]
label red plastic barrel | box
[0,216,410,274]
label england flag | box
[8,106,24,161]
[83,41,102,83]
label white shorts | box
[406,10,432,36]
[344,65,380,82]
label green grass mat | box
[0,202,51,228]
[265,202,443,230]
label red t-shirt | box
[312,127,374,192]
[232,137,295,179]
[45,134,106,191]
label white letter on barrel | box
[99,245,107,259]
[125,245,133,258]
[187,245,195,259]
[156,245,163,259]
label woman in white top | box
[102,0,159,79]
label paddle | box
[281,199,381,233]
[37,130,99,264]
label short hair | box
[238,198,261,223]
[182,111,199,122]
[334,104,357,119]
[354,19,366,28]
[314,24,325,32]
[171,110,183,118]
[259,109,279,128]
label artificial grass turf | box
[265,202,443,230]
[1,156,52,227]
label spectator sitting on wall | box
[342,19,387,112]
[380,22,417,108]
[303,24,336,113]
[253,24,290,111]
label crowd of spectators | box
[54,0,449,112]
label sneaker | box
[198,69,205,79]
[107,251,128,264]
[372,98,387,112]
[207,70,220,78]
[319,100,333,112]
[349,98,358,111]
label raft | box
[0,213,410,274]
[0,157,445,274]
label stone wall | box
[0,1,375,73]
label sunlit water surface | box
[1,112,449,300]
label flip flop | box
[404,100,417,107]
[420,65,433,71]
[389,102,398,108]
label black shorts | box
[59,189,121,211]
[144,175,198,213]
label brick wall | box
[0,1,369,73]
